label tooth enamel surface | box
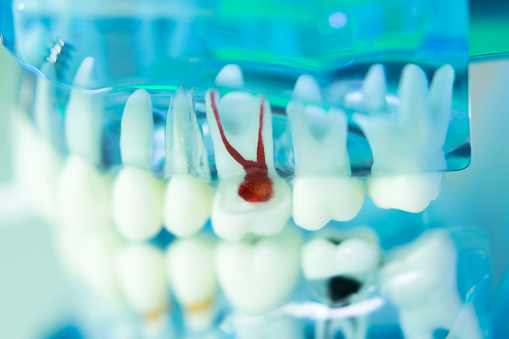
[115,243,168,317]
[344,64,387,112]
[353,64,454,212]
[380,230,481,339]
[368,173,441,213]
[215,228,301,314]
[205,89,291,240]
[65,57,104,166]
[120,89,154,170]
[215,64,245,89]
[288,98,364,230]
[112,166,165,241]
[302,229,381,280]
[163,174,213,238]
[57,155,111,231]
[166,236,217,330]
[293,74,322,102]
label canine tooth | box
[206,90,291,240]
[380,230,481,339]
[166,236,217,331]
[344,64,387,112]
[354,64,454,212]
[215,64,245,89]
[57,155,111,231]
[288,99,364,230]
[120,89,153,170]
[112,167,165,241]
[163,174,213,238]
[115,243,169,318]
[293,74,322,102]
[65,57,103,165]
[215,228,301,314]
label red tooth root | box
[210,91,274,203]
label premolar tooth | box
[163,88,213,237]
[57,155,111,231]
[113,90,164,241]
[288,87,365,230]
[215,228,301,314]
[354,64,454,212]
[115,243,169,318]
[215,64,245,89]
[65,57,103,165]
[166,236,217,332]
[206,90,291,241]
[380,230,481,339]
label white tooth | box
[236,316,304,339]
[215,228,301,314]
[34,63,57,143]
[368,173,441,213]
[293,75,322,102]
[380,230,481,339]
[288,100,365,230]
[120,89,154,170]
[115,243,169,318]
[344,64,387,112]
[65,57,104,165]
[353,64,454,212]
[166,236,217,331]
[12,114,63,221]
[163,174,213,237]
[112,166,165,241]
[301,229,381,280]
[215,64,245,89]
[205,90,291,240]
[57,155,111,231]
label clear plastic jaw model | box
[0,0,492,338]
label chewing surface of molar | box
[289,75,365,230]
[12,114,63,221]
[380,230,481,339]
[57,155,111,231]
[353,64,455,213]
[65,57,104,166]
[205,87,291,241]
[215,228,301,314]
[166,236,217,332]
[113,90,164,241]
[163,88,213,237]
[115,243,169,318]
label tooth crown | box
[353,64,455,174]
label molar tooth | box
[166,236,217,332]
[288,97,364,230]
[115,243,169,318]
[215,64,245,89]
[354,64,454,212]
[215,228,301,314]
[380,230,481,339]
[206,90,291,241]
[163,88,213,237]
[113,90,164,241]
[65,57,103,165]
[344,64,387,112]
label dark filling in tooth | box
[328,238,342,245]
[210,91,274,203]
[328,276,361,303]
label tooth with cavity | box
[163,88,213,238]
[289,75,365,230]
[353,64,454,212]
[380,230,481,339]
[215,227,301,314]
[166,236,217,332]
[115,243,169,319]
[206,70,291,240]
[113,89,164,241]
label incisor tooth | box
[215,228,301,314]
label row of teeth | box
[17,58,454,241]
[55,227,481,338]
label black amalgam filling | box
[328,276,362,303]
